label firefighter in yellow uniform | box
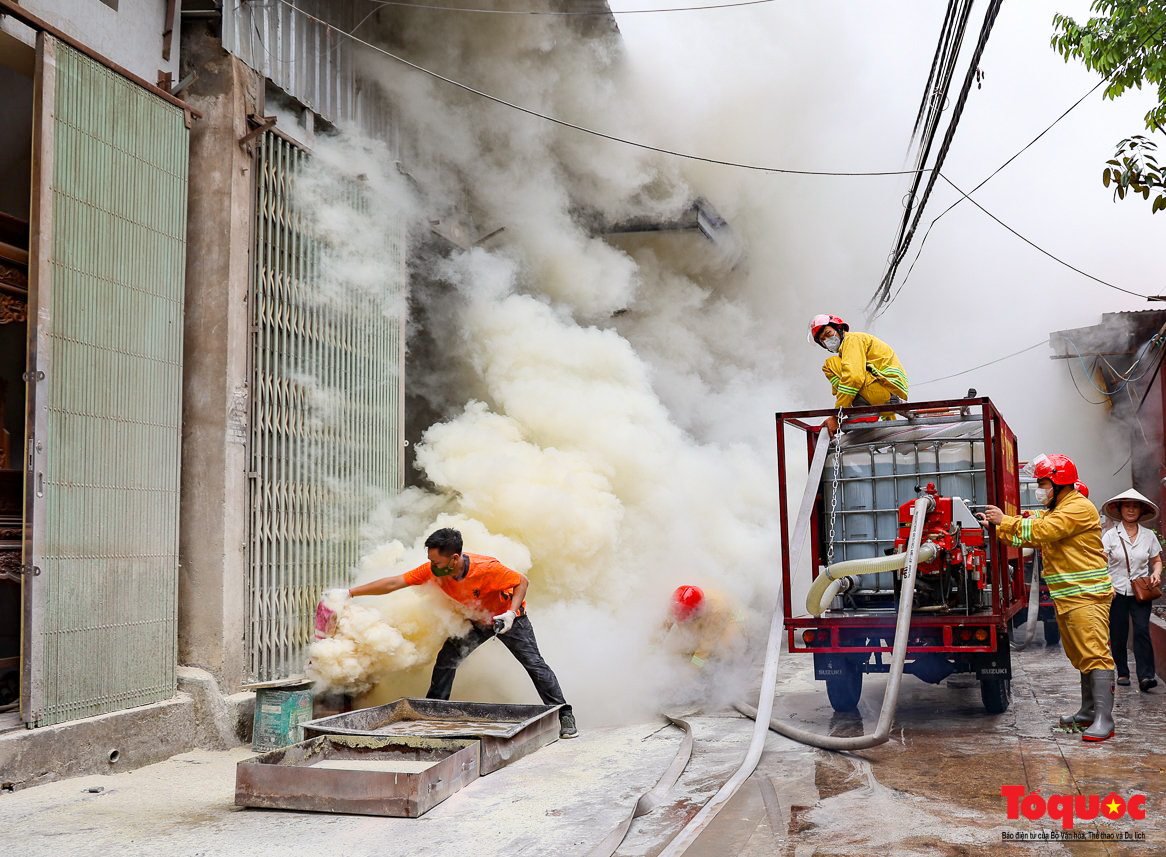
[808,314,908,433]
[979,455,1115,742]
[663,586,746,669]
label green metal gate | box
[247,131,404,682]
[22,37,188,726]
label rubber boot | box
[1059,672,1093,728]
[1082,669,1115,742]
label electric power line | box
[870,0,1004,314]
[938,173,1147,299]
[876,79,1109,318]
[874,17,1166,317]
[913,338,1049,387]
[272,0,930,177]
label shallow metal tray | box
[235,734,480,817]
[302,698,561,774]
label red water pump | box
[892,483,989,610]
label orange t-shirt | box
[402,554,527,623]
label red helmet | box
[1031,453,1078,486]
[672,585,705,620]
[807,314,849,344]
[1074,481,1089,498]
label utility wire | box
[876,80,1108,318]
[913,338,1049,387]
[1065,359,1108,406]
[874,17,1166,318]
[870,0,1004,313]
[359,0,779,14]
[938,173,1148,299]
[272,0,930,177]
[910,1,961,138]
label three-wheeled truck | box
[777,397,1028,714]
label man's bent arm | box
[349,575,410,597]
[509,574,529,612]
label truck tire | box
[1043,621,1060,646]
[825,665,863,712]
[980,677,1011,714]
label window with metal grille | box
[246,131,404,682]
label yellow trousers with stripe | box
[1056,601,1115,673]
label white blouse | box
[1101,524,1162,596]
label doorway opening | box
[0,30,34,731]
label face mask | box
[1035,487,1053,505]
[431,557,459,577]
[822,335,841,353]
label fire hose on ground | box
[657,429,934,855]
[592,428,936,856]
[1010,550,1042,651]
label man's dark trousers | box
[426,614,572,715]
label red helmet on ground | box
[672,585,705,620]
[807,314,849,344]
[1031,453,1079,486]
[1074,481,1089,498]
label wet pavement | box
[1,634,1162,856]
[617,633,1166,856]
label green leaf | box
[1104,168,1112,186]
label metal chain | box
[825,406,845,567]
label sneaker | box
[1116,676,1131,686]
[1140,678,1158,692]
[559,711,578,739]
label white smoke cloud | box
[300,0,1161,719]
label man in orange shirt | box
[342,527,577,738]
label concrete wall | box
[11,0,180,85]
[176,23,260,693]
[0,668,253,792]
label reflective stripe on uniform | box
[1043,566,1110,600]
[1047,580,1113,598]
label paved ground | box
[2,634,1163,856]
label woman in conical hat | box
[1101,488,1162,693]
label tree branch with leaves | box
[1053,1,1166,213]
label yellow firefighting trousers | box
[1056,600,1115,673]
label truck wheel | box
[980,677,1011,714]
[1043,621,1060,646]
[825,666,863,712]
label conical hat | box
[1102,488,1159,523]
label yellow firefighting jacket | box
[822,331,909,409]
[994,488,1110,614]
[662,590,745,666]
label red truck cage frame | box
[776,397,1028,710]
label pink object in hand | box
[314,600,337,640]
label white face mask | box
[1035,486,1053,505]
[822,335,842,353]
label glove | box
[314,589,350,640]
[492,610,516,635]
